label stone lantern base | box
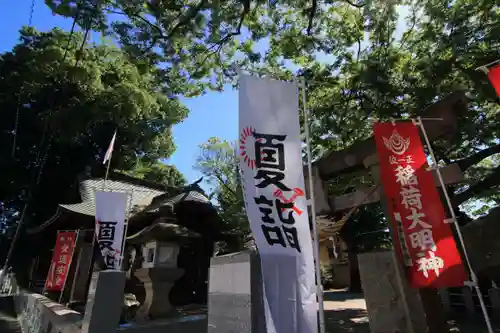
[134,267,184,321]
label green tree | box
[122,161,186,187]
[57,0,500,213]
[195,137,250,250]
[61,0,500,288]
[0,27,187,228]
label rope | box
[319,185,380,237]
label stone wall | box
[207,251,266,333]
[14,291,81,333]
[462,206,500,278]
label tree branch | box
[188,0,250,79]
[213,172,238,198]
[165,0,209,40]
[456,143,500,172]
[453,166,500,206]
[306,0,318,36]
[342,0,365,8]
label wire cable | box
[35,3,97,186]
[11,0,37,158]
[0,2,89,282]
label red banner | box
[487,64,500,97]
[373,121,467,288]
[45,231,77,291]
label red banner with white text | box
[373,121,467,288]
[45,231,77,291]
[487,64,500,97]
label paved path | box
[321,290,500,333]
[323,290,369,333]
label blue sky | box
[2,1,409,192]
[0,0,240,190]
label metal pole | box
[84,230,98,299]
[104,158,112,191]
[301,77,326,333]
[119,192,132,270]
[475,59,500,72]
[416,117,494,333]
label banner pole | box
[415,117,494,333]
[119,192,133,270]
[301,77,326,333]
[104,157,112,191]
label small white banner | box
[94,191,128,270]
[238,74,318,333]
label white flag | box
[238,74,318,333]
[103,130,117,165]
[94,191,128,270]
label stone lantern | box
[127,221,201,321]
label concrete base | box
[207,251,266,333]
[489,288,500,319]
[82,270,126,333]
[358,251,428,333]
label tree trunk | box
[340,232,362,292]
[347,250,362,292]
[457,143,500,171]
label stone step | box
[0,296,21,333]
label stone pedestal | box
[82,270,126,333]
[358,251,428,333]
[207,251,266,333]
[438,289,452,313]
[489,288,500,319]
[134,267,184,321]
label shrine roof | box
[126,220,202,244]
[27,174,212,235]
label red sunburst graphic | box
[240,126,263,169]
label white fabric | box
[238,74,318,333]
[103,130,116,164]
[94,191,128,270]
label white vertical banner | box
[94,191,128,270]
[238,74,318,333]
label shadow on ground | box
[324,290,364,302]
[322,291,369,333]
[322,290,500,333]
[325,308,370,333]
[447,315,500,333]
